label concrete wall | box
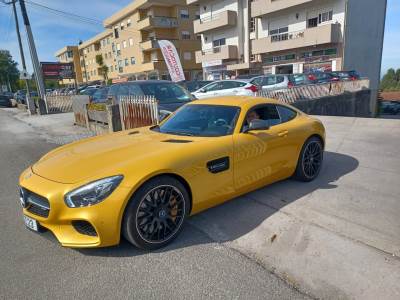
[292,89,371,117]
[343,0,387,92]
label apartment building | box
[78,30,116,83]
[102,0,202,81]
[54,46,83,85]
[191,0,386,91]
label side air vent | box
[162,139,192,143]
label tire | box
[294,136,323,182]
[122,175,190,250]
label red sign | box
[112,77,129,84]
[41,62,75,79]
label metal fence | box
[119,95,159,130]
[46,95,74,113]
[257,79,370,104]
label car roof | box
[189,96,281,109]
[117,80,173,85]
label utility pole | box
[11,0,35,114]
[19,0,48,113]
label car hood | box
[31,128,196,184]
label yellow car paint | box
[19,96,325,248]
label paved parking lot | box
[1,109,399,299]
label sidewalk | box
[1,108,94,145]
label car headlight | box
[65,175,123,208]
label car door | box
[261,76,277,90]
[193,82,222,99]
[232,104,298,192]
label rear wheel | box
[122,176,189,250]
[294,137,323,181]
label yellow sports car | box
[19,96,325,250]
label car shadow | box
[77,151,359,257]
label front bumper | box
[19,168,133,248]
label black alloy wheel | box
[294,137,323,181]
[136,185,185,243]
[122,176,189,250]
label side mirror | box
[245,119,269,132]
[199,88,206,93]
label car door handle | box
[278,130,288,137]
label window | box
[131,57,136,65]
[308,17,318,28]
[180,9,189,19]
[114,27,119,38]
[183,51,192,60]
[212,38,226,48]
[277,105,297,123]
[243,105,281,131]
[270,27,289,42]
[127,19,131,27]
[123,40,127,48]
[116,43,121,51]
[195,10,200,20]
[181,30,191,40]
[118,60,123,67]
[250,17,256,33]
[120,22,125,30]
[129,38,133,46]
[319,11,333,23]
[301,48,337,58]
[125,58,129,66]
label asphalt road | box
[0,110,309,299]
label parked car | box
[192,80,259,99]
[330,70,361,81]
[108,80,193,113]
[380,101,400,115]
[0,95,12,107]
[287,74,315,87]
[250,74,291,91]
[80,88,98,97]
[179,81,213,93]
[91,86,110,103]
[19,96,325,250]
[306,72,338,84]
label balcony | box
[194,10,237,34]
[251,0,313,18]
[252,23,342,55]
[140,39,180,52]
[140,60,166,72]
[195,45,238,64]
[137,16,179,31]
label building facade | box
[54,46,83,86]
[190,0,386,90]
[103,0,202,81]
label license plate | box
[23,215,38,231]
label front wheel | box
[122,176,190,250]
[294,137,323,181]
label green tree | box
[95,54,109,83]
[380,68,399,91]
[0,50,20,92]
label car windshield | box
[140,83,192,103]
[92,87,109,102]
[154,104,240,137]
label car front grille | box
[72,221,97,237]
[20,187,50,218]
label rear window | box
[140,83,191,103]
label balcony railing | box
[251,0,313,18]
[194,10,237,34]
[252,23,342,55]
[195,45,238,63]
[138,16,179,30]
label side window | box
[277,105,297,123]
[251,77,263,86]
[204,82,221,92]
[276,76,285,84]
[264,76,277,86]
[265,105,281,126]
[219,81,238,90]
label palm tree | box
[96,54,109,84]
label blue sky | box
[0,0,399,75]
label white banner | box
[158,40,185,82]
